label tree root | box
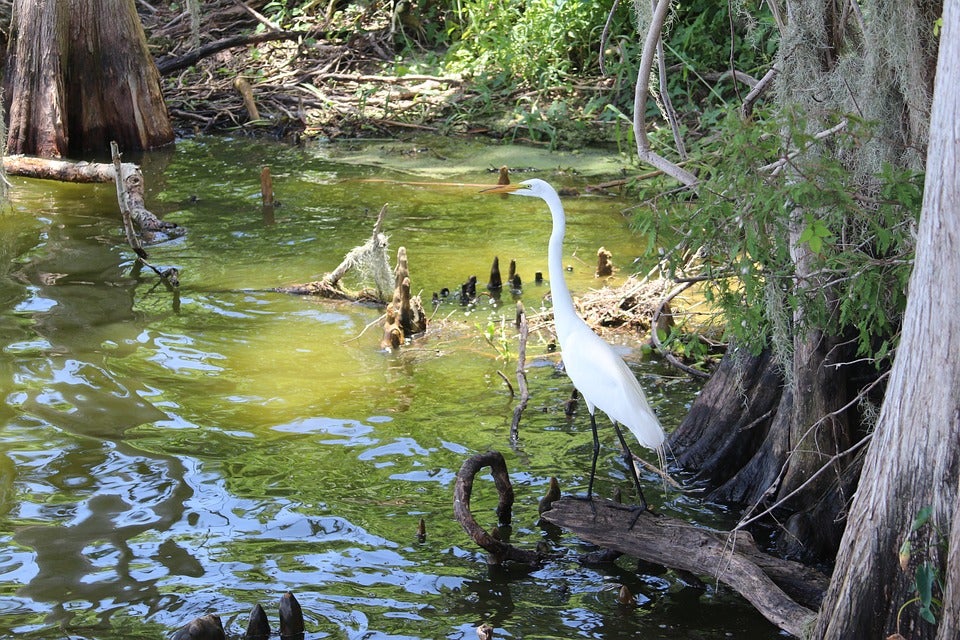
[453,451,549,567]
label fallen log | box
[3,153,184,244]
[540,497,824,638]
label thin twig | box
[510,304,531,442]
[497,370,515,397]
[650,280,710,379]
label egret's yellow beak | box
[480,183,522,194]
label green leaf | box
[911,506,933,532]
[915,562,935,610]
[808,235,823,254]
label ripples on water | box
[0,138,779,639]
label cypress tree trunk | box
[814,4,960,635]
[670,0,941,566]
[3,0,69,157]
[3,0,173,157]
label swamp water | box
[0,137,780,639]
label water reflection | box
[9,442,190,632]
[0,137,779,639]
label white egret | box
[485,179,665,510]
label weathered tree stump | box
[381,247,427,348]
[460,275,478,304]
[170,614,225,640]
[596,247,614,277]
[507,259,521,292]
[487,256,503,292]
[243,603,270,640]
[279,592,305,639]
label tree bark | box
[666,0,940,568]
[814,3,960,636]
[669,345,781,484]
[4,0,69,157]
[3,0,173,157]
[65,0,173,153]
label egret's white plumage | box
[486,178,665,506]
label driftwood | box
[453,451,825,638]
[540,497,825,638]
[2,152,184,244]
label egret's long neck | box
[545,191,576,338]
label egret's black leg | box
[613,422,648,512]
[586,411,601,499]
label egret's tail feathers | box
[633,446,679,492]
[621,410,667,451]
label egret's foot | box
[604,502,655,530]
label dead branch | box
[741,64,780,119]
[313,73,465,86]
[155,30,312,75]
[3,152,184,245]
[111,143,180,287]
[633,0,698,187]
[510,303,530,442]
[541,497,822,637]
[759,119,849,175]
[650,279,710,378]
[453,451,546,566]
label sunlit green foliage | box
[660,109,923,362]
[444,0,622,86]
